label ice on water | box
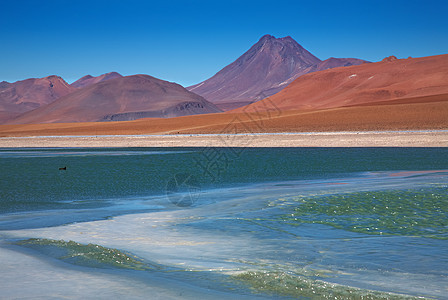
[1,169,447,299]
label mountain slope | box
[0,76,76,123]
[188,35,367,110]
[71,72,123,89]
[235,54,448,113]
[9,74,222,124]
[313,57,368,72]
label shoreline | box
[0,130,447,147]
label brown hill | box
[235,54,448,113]
[0,76,75,123]
[71,72,123,89]
[8,75,222,124]
[188,35,367,110]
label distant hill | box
[71,72,123,89]
[188,35,367,110]
[312,57,368,72]
[9,74,222,124]
[234,54,448,113]
[0,76,75,123]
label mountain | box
[0,76,76,123]
[313,57,368,72]
[235,54,448,113]
[71,72,123,89]
[188,35,367,110]
[9,74,222,124]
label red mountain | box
[0,76,76,123]
[188,35,367,110]
[71,72,123,89]
[9,74,222,124]
[235,54,448,113]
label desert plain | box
[1,93,447,147]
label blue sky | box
[1,0,447,86]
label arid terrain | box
[188,34,367,110]
[237,54,448,113]
[1,46,447,147]
[1,91,447,147]
[7,75,221,124]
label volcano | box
[188,35,367,110]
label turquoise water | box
[0,147,447,299]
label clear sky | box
[1,0,447,86]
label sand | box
[1,99,448,135]
[1,95,447,147]
[0,131,447,148]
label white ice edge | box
[1,129,448,140]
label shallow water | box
[0,147,447,299]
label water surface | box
[0,147,447,299]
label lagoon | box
[0,147,447,299]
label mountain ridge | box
[8,74,222,124]
[71,72,123,88]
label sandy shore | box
[1,131,447,148]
